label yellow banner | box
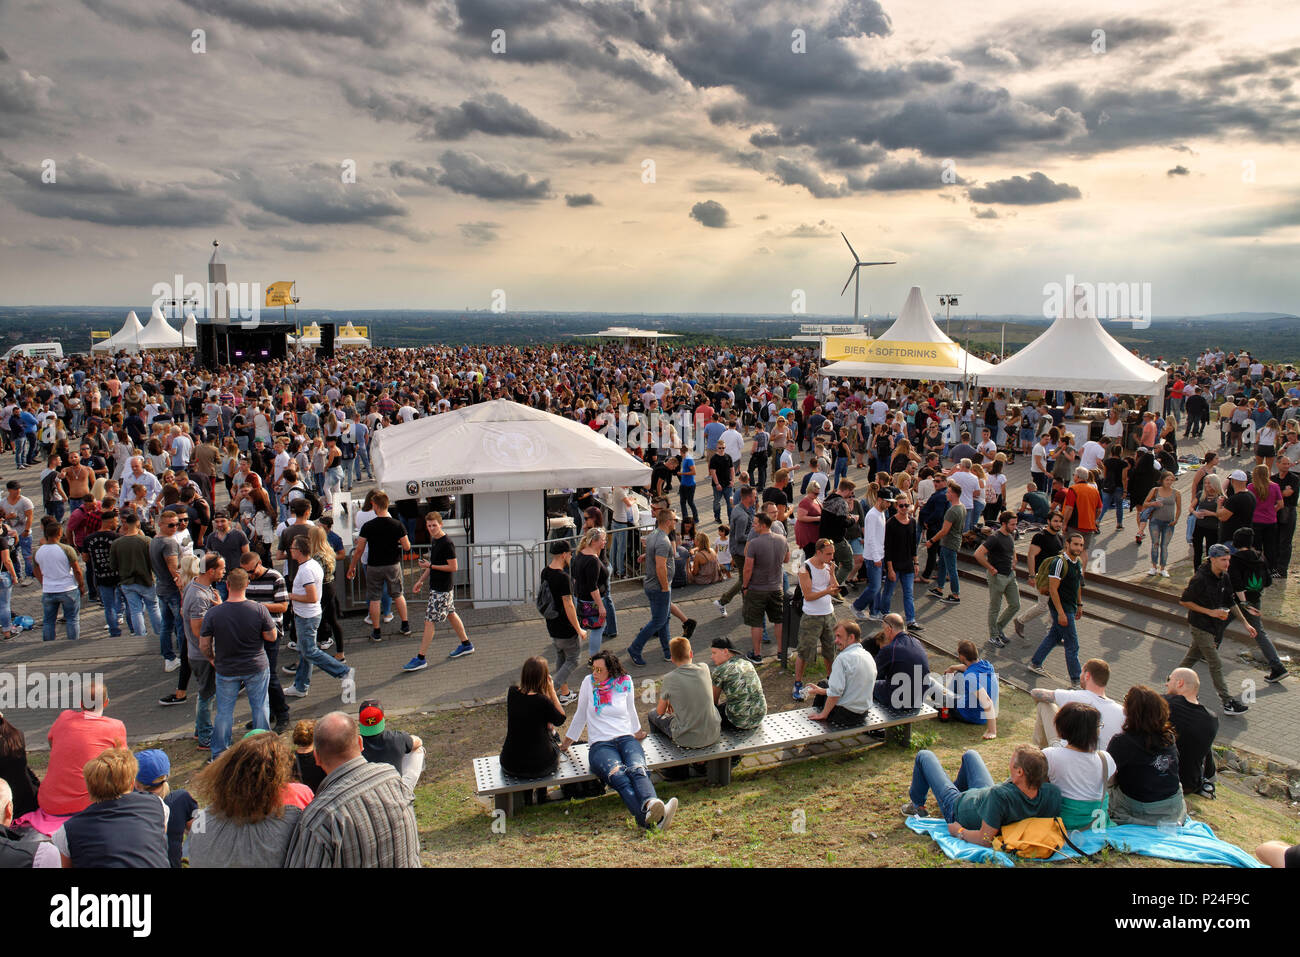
[265,281,295,307]
[90,330,111,339]
[342,325,368,338]
[823,336,961,368]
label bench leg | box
[888,723,913,748]
[706,757,732,787]
[494,792,515,818]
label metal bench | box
[473,703,937,817]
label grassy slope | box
[29,652,1298,867]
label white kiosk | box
[368,400,651,607]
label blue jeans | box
[45,501,66,523]
[1098,487,1125,527]
[879,571,915,622]
[293,614,349,691]
[851,559,883,614]
[214,581,228,601]
[41,588,80,641]
[121,582,164,637]
[1032,614,1081,682]
[97,583,122,636]
[602,593,618,638]
[0,571,11,629]
[212,669,270,760]
[909,749,994,822]
[832,456,848,489]
[158,591,183,661]
[586,621,605,656]
[934,546,959,596]
[629,589,672,660]
[12,433,27,469]
[712,484,734,524]
[588,735,660,828]
[1149,519,1173,567]
[16,534,32,579]
[609,521,631,578]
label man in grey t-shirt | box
[650,637,722,747]
[173,553,224,748]
[150,510,185,668]
[742,512,789,662]
[628,507,678,666]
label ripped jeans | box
[587,735,659,828]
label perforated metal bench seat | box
[474,703,937,816]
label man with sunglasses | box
[149,509,186,672]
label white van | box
[2,343,64,360]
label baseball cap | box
[134,749,170,787]
[1207,543,1231,558]
[710,637,743,655]
[359,702,386,737]
[1229,469,1248,482]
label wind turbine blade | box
[840,266,858,297]
[858,261,897,266]
[841,232,860,263]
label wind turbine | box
[839,232,895,335]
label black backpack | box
[535,571,561,620]
[295,484,323,521]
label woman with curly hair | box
[1106,685,1187,827]
[189,731,304,867]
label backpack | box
[1035,553,1062,595]
[535,571,561,620]
[993,818,1068,860]
[295,484,323,521]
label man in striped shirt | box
[284,711,421,868]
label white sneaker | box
[1160,569,1170,578]
[382,613,394,623]
[660,796,679,832]
[283,685,308,698]
[713,599,727,617]
[163,657,181,673]
[340,667,356,700]
[363,615,375,626]
[1147,566,1159,576]
[643,797,666,826]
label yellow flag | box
[265,281,295,307]
[90,330,111,340]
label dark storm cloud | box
[0,67,54,116]
[1,153,231,226]
[428,93,569,141]
[813,141,886,169]
[953,16,1178,71]
[387,161,441,185]
[437,150,551,200]
[1167,165,1190,177]
[857,157,967,191]
[689,200,728,228]
[341,82,439,125]
[564,192,597,206]
[825,0,892,39]
[176,0,411,48]
[241,171,409,225]
[769,157,846,198]
[966,171,1081,205]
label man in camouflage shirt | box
[709,637,767,730]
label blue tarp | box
[905,817,1265,868]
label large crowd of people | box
[0,339,1295,866]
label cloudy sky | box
[1,0,1298,318]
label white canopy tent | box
[136,306,186,350]
[974,308,1167,413]
[91,310,146,353]
[372,399,651,499]
[181,312,198,347]
[819,286,993,382]
[295,320,371,349]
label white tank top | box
[802,559,834,616]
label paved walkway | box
[2,413,1294,766]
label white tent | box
[136,306,186,350]
[819,286,993,381]
[371,399,651,498]
[337,321,370,347]
[974,308,1167,407]
[181,312,198,347]
[92,310,146,353]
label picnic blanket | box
[905,816,1265,868]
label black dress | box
[500,687,567,779]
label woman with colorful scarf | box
[560,650,679,831]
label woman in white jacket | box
[560,650,679,831]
